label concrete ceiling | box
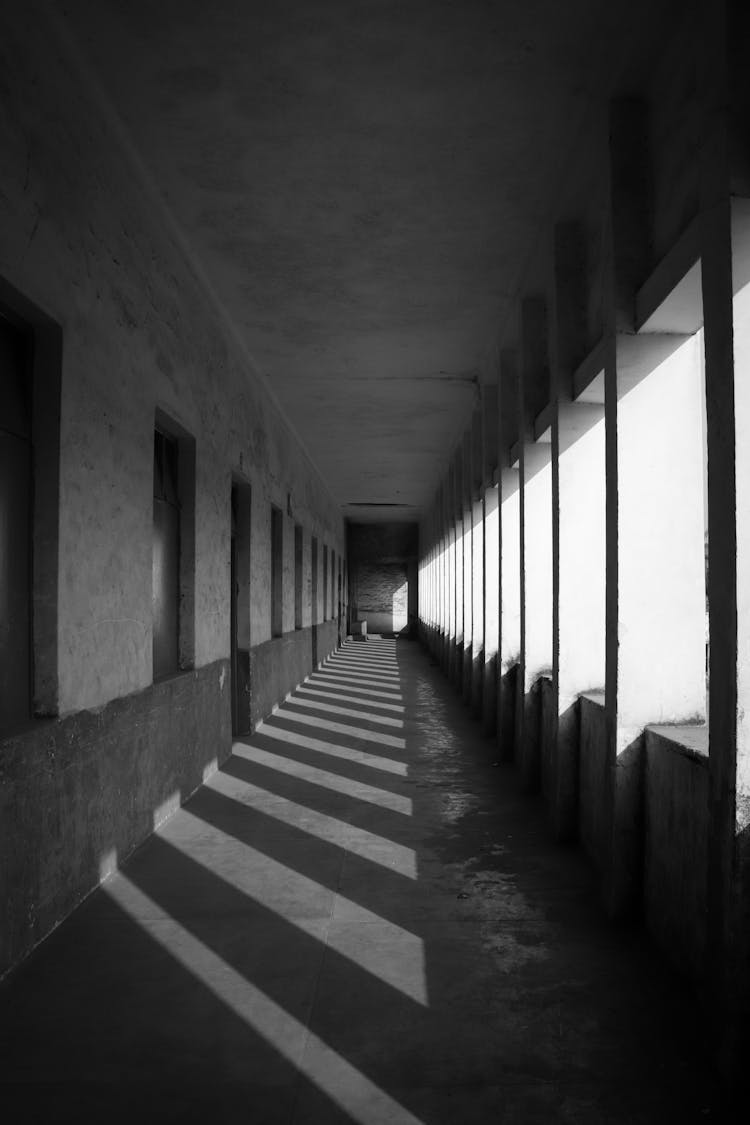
[59,0,650,521]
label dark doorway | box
[230,480,252,734]
[230,486,240,736]
[0,313,32,732]
[311,536,318,667]
[152,428,180,679]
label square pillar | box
[462,431,474,703]
[483,483,500,735]
[498,467,520,759]
[553,398,606,839]
[497,348,520,758]
[517,440,553,791]
[482,384,499,735]
[516,297,552,792]
[471,496,484,715]
[452,453,464,688]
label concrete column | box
[482,384,499,735]
[434,487,445,655]
[441,482,450,670]
[470,407,484,714]
[549,220,606,840]
[517,439,553,791]
[554,397,606,835]
[498,467,520,759]
[602,96,706,917]
[497,348,520,759]
[471,496,484,715]
[483,483,500,736]
[462,432,473,702]
[516,297,552,792]
[452,451,464,688]
[447,467,457,678]
[700,0,750,1060]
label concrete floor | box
[1,639,722,1123]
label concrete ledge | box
[644,724,708,979]
[0,659,231,978]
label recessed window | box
[323,545,329,621]
[311,536,319,624]
[294,524,303,630]
[0,315,32,731]
[271,505,283,638]
[153,429,180,678]
[331,549,336,622]
[152,412,195,681]
[0,283,61,734]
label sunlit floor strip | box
[273,708,407,750]
[106,876,426,1125]
[258,721,407,776]
[325,661,401,681]
[285,695,403,729]
[335,661,402,670]
[295,685,405,714]
[234,742,412,815]
[208,770,417,878]
[168,812,427,1004]
[310,674,404,701]
[314,670,403,691]
[328,654,400,669]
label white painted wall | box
[615,333,706,740]
[501,472,521,670]
[558,406,606,703]
[523,449,553,687]
[484,487,500,660]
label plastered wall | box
[0,2,345,974]
[0,4,344,714]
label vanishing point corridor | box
[1,639,719,1123]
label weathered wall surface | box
[0,661,229,976]
[248,621,339,731]
[0,6,345,974]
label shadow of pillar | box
[440,631,450,675]
[497,663,517,762]
[604,734,645,919]
[450,640,462,691]
[461,644,472,704]
[539,677,579,843]
[470,650,483,718]
[481,654,497,737]
[516,677,542,793]
[549,699,580,843]
[578,698,644,917]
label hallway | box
[1,639,719,1123]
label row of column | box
[418,9,750,1072]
